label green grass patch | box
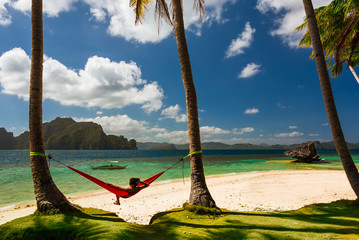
[182,202,222,216]
[1,200,359,239]
[0,207,127,240]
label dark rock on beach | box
[284,141,324,163]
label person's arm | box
[141,181,149,187]
[136,181,149,190]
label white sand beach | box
[0,170,356,225]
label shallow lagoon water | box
[0,149,358,207]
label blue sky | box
[0,0,358,145]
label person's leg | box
[114,195,120,205]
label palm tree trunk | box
[348,65,359,84]
[172,0,216,207]
[302,0,359,198]
[30,0,74,213]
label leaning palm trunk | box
[348,65,359,84]
[30,0,74,213]
[302,0,359,197]
[172,0,216,207]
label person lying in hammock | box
[106,177,149,205]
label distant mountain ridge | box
[2,118,359,150]
[137,141,359,150]
[0,117,136,150]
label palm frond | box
[348,25,359,66]
[334,15,357,74]
[193,0,206,24]
[295,21,307,31]
[129,0,153,24]
[155,0,172,33]
[331,61,345,77]
[349,47,359,67]
[327,58,333,71]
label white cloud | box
[83,0,170,43]
[308,133,319,137]
[238,63,261,78]
[160,104,187,122]
[0,47,30,98]
[83,0,236,43]
[75,114,166,139]
[274,131,304,137]
[244,107,259,114]
[322,123,329,126]
[74,114,314,145]
[155,130,188,144]
[225,22,255,58]
[289,125,298,129]
[155,125,255,144]
[156,125,234,144]
[75,114,186,143]
[201,126,231,135]
[200,126,232,143]
[277,102,292,109]
[2,0,235,42]
[0,0,12,26]
[72,114,241,144]
[0,48,163,113]
[9,0,77,17]
[96,111,103,115]
[233,127,254,134]
[256,0,331,48]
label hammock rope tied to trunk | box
[30,150,202,199]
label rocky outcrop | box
[284,141,322,163]
[0,128,14,149]
[43,118,137,150]
[0,117,137,150]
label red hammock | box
[67,166,164,198]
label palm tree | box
[130,0,216,207]
[301,0,359,197]
[297,0,359,83]
[30,0,74,213]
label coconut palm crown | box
[297,0,359,83]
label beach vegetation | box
[1,200,359,239]
[300,0,359,198]
[129,0,216,208]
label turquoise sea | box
[1,149,359,208]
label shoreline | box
[0,169,356,225]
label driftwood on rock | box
[284,141,324,163]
